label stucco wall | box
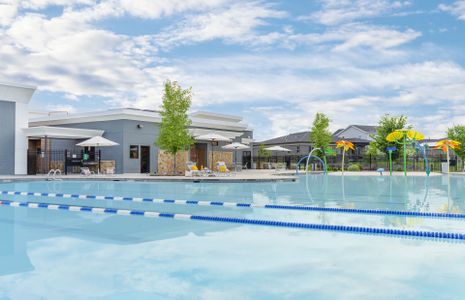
[45,120,251,174]
[0,101,15,175]
[49,120,159,174]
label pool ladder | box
[47,169,63,181]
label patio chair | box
[186,161,201,177]
[216,161,231,176]
[105,167,115,175]
[80,167,95,176]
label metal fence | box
[253,153,461,172]
[27,149,101,175]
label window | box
[130,145,139,159]
[296,146,300,153]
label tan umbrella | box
[196,133,232,169]
[77,136,119,174]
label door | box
[140,146,150,173]
[242,151,251,169]
[190,143,207,169]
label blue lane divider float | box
[2,190,465,220]
[0,199,464,241]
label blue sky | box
[1,0,465,140]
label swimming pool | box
[1,175,465,299]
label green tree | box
[370,114,408,159]
[310,112,332,158]
[366,142,383,156]
[258,144,272,167]
[156,80,194,175]
[447,125,465,170]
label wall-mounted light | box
[137,124,143,129]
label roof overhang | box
[0,82,36,104]
[29,108,249,132]
[23,126,104,139]
[190,128,244,140]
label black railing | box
[27,149,101,175]
[252,153,461,172]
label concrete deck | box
[0,170,451,183]
[0,169,298,183]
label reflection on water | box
[0,176,465,299]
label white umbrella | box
[196,133,231,169]
[76,136,119,147]
[77,136,119,174]
[264,146,291,169]
[222,142,250,169]
[264,146,291,152]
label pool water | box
[1,175,465,299]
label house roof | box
[257,131,311,145]
[351,125,378,135]
[333,128,344,136]
[29,108,249,132]
[257,125,379,146]
[257,131,374,146]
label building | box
[254,125,377,155]
[0,82,253,175]
[0,82,36,175]
[252,125,378,169]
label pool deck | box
[327,171,443,176]
[0,170,451,183]
[0,169,298,183]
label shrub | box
[347,164,362,171]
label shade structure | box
[265,146,291,152]
[196,133,232,169]
[222,142,250,150]
[77,136,119,174]
[222,142,250,169]
[196,133,232,142]
[264,146,290,169]
[76,136,119,147]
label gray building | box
[252,125,378,169]
[0,83,36,175]
[0,82,253,175]
[27,108,253,174]
[254,125,378,157]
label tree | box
[156,80,194,175]
[447,125,465,170]
[310,112,332,159]
[370,114,408,160]
[366,142,383,156]
[258,144,271,167]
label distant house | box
[254,124,378,156]
[251,125,379,168]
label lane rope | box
[1,190,464,220]
[0,198,464,241]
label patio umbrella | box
[222,142,250,168]
[196,133,231,169]
[265,146,291,168]
[76,136,119,174]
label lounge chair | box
[216,161,231,176]
[80,167,95,176]
[105,167,115,175]
[185,162,201,177]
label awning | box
[189,128,244,140]
[23,126,104,139]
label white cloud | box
[119,0,228,19]
[155,1,287,48]
[307,0,412,25]
[439,1,465,20]
[0,2,18,26]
